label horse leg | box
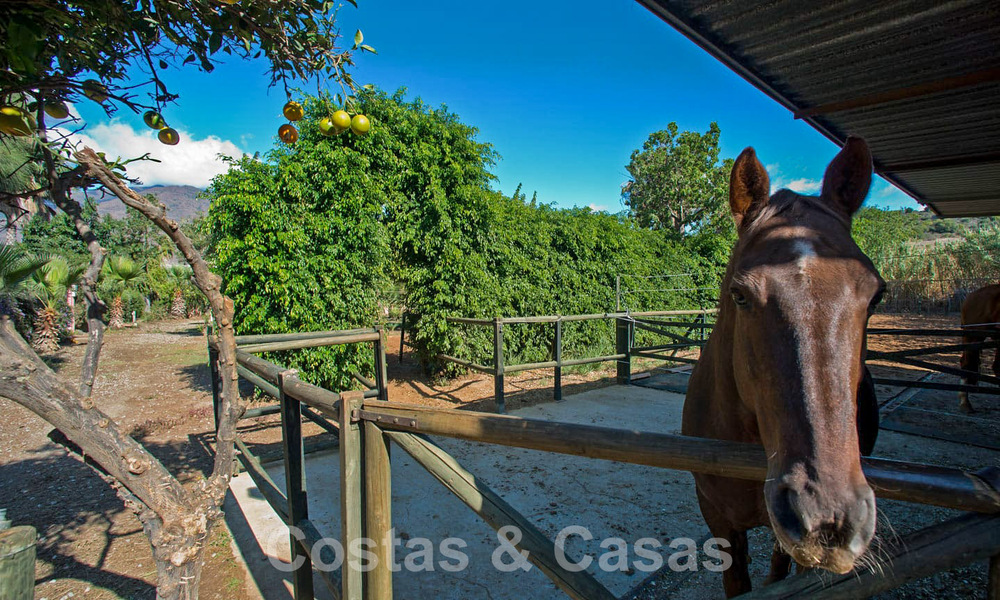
[959,336,979,414]
[764,539,792,584]
[696,490,752,597]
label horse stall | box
[212,323,1000,600]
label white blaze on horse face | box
[792,240,816,274]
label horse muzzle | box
[764,475,876,574]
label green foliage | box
[209,89,714,380]
[622,122,733,237]
[851,206,926,277]
[96,204,165,264]
[950,220,1000,279]
[208,130,390,390]
[0,243,47,294]
[28,255,83,309]
[20,199,99,267]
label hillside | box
[90,185,208,221]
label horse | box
[958,283,1000,413]
[682,137,883,597]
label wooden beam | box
[241,332,381,354]
[386,431,617,600]
[795,66,1000,118]
[279,370,314,600]
[990,553,999,600]
[737,512,1000,599]
[494,318,505,414]
[235,327,376,345]
[362,421,392,600]
[876,151,1000,173]
[357,400,1000,514]
[339,391,364,600]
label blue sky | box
[71,0,921,212]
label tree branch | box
[75,147,243,506]
[37,110,107,398]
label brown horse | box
[683,138,883,597]
[958,283,1000,413]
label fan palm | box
[165,264,193,318]
[27,256,83,352]
[0,244,48,333]
[0,244,48,294]
[102,256,146,328]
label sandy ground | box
[1,312,998,599]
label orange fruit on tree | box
[331,110,351,132]
[318,117,338,136]
[143,110,167,129]
[0,106,35,136]
[279,124,298,144]
[283,101,304,121]
[82,80,109,103]
[158,127,180,145]
[350,114,370,136]
[43,102,70,120]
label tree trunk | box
[0,146,245,599]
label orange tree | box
[0,2,367,598]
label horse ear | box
[856,366,879,456]
[822,136,872,216]
[729,147,770,231]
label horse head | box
[724,137,883,573]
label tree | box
[27,256,83,351]
[164,264,193,318]
[0,2,366,598]
[622,122,733,237]
[101,255,145,328]
[0,243,48,334]
[851,206,926,277]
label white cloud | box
[588,203,609,212]
[66,121,245,188]
[776,177,822,194]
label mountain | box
[89,185,208,221]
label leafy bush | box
[209,88,719,381]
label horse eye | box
[731,289,749,308]
[868,289,885,312]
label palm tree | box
[0,244,47,294]
[165,264,193,318]
[27,256,83,352]
[0,244,48,332]
[102,256,145,328]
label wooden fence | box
[209,322,1000,600]
[433,309,716,413]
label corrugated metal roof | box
[638,0,1000,218]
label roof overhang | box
[638,0,1000,217]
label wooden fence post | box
[363,420,392,599]
[616,316,631,384]
[397,313,406,362]
[494,317,505,414]
[553,319,563,402]
[207,337,221,432]
[279,369,314,600]
[340,391,364,600]
[374,325,389,402]
[989,553,999,600]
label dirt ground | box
[0,312,996,599]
